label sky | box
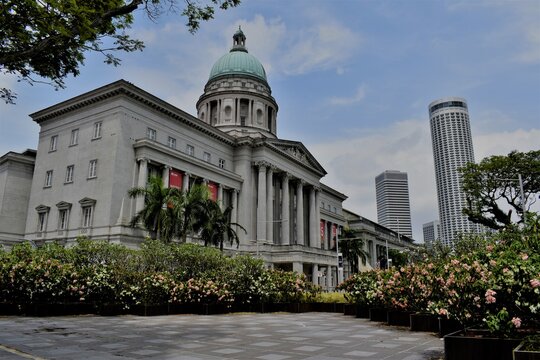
[1,0,539,241]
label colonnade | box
[254,161,321,246]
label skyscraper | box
[375,170,413,238]
[422,220,440,249]
[429,97,482,246]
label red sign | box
[332,224,337,238]
[320,220,325,240]
[169,169,183,189]
[208,182,218,201]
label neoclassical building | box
[0,29,348,288]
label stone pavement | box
[0,312,444,360]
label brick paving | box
[0,312,444,359]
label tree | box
[171,183,211,243]
[460,150,540,230]
[339,228,369,273]
[128,176,180,241]
[199,200,245,251]
[1,0,240,103]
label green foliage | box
[460,150,540,230]
[1,0,241,103]
[338,213,540,336]
[313,291,346,303]
[339,228,369,272]
[0,240,320,308]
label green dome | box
[209,29,267,83]
[209,50,267,82]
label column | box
[231,189,238,226]
[327,266,334,291]
[281,173,290,245]
[182,172,190,191]
[248,98,252,125]
[296,180,304,245]
[312,264,319,286]
[266,166,274,243]
[315,188,321,248]
[217,184,223,209]
[293,262,303,274]
[236,98,240,124]
[257,163,267,241]
[217,100,221,123]
[135,158,148,213]
[309,187,317,247]
[162,166,170,188]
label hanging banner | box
[332,224,337,238]
[169,169,183,189]
[208,182,218,202]
[320,220,325,240]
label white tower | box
[429,97,482,246]
[375,170,413,238]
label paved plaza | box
[0,313,444,360]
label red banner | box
[169,169,183,189]
[320,220,325,240]
[208,182,218,201]
[332,224,337,238]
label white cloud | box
[308,120,540,241]
[328,85,367,105]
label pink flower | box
[489,260,497,267]
[511,317,522,328]
[486,245,494,252]
[521,253,529,260]
[530,279,540,288]
[439,308,448,316]
[485,289,497,304]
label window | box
[82,207,93,228]
[59,209,68,230]
[49,135,58,152]
[203,152,211,162]
[65,165,74,183]
[88,160,97,178]
[35,205,50,233]
[167,137,176,149]
[147,127,157,141]
[186,145,194,156]
[92,122,102,139]
[38,212,47,232]
[218,158,225,169]
[45,170,53,187]
[70,129,79,146]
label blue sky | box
[1,0,539,240]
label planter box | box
[369,308,388,323]
[197,303,229,315]
[439,317,463,338]
[410,313,439,332]
[387,311,412,327]
[355,306,369,319]
[132,304,169,316]
[343,304,356,316]
[229,302,265,313]
[310,303,345,313]
[513,342,540,360]
[444,329,521,360]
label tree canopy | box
[460,150,540,230]
[0,0,240,103]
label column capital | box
[184,172,191,177]
[202,178,209,184]
[253,160,271,169]
[163,165,172,170]
[136,157,148,163]
[281,172,291,181]
[297,179,306,186]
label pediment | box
[264,139,327,175]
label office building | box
[422,220,440,249]
[375,170,413,238]
[429,97,483,246]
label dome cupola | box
[197,28,278,139]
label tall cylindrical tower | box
[429,97,482,246]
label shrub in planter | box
[514,335,540,360]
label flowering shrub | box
[337,271,380,307]
[267,270,318,303]
[171,278,232,304]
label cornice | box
[30,80,238,146]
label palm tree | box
[128,176,180,242]
[199,201,246,251]
[169,184,211,243]
[340,228,369,273]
